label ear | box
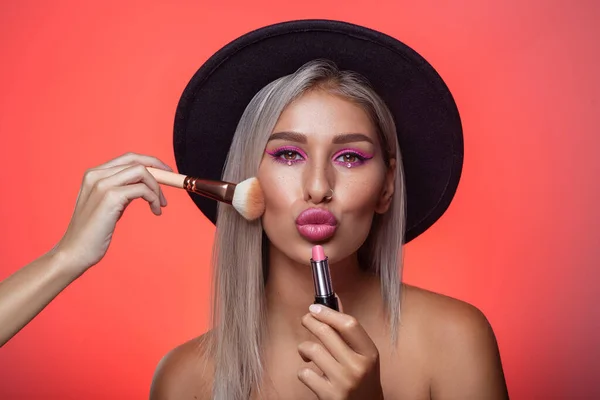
[375,157,396,214]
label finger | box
[297,367,333,399]
[297,341,343,382]
[85,164,168,207]
[308,304,377,357]
[336,294,344,313]
[95,164,167,210]
[95,152,173,171]
[79,164,137,205]
[92,165,166,210]
[106,183,162,215]
[301,313,355,366]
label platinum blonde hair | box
[209,59,405,399]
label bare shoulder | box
[149,330,215,400]
[402,284,494,339]
[402,284,509,400]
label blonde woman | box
[150,21,509,400]
[0,19,508,399]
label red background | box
[1,1,598,398]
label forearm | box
[0,249,82,347]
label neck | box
[263,243,383,345]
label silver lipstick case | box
[310,257,334,297]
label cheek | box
[338,174,384,214]
[258,163,301,233]
[333,172,385,254]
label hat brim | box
[173,19,463,243]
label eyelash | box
[266,146,373,167]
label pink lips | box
[295,208,338,242]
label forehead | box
[273,90,377,139]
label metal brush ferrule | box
[183,176,236,204]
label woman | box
[150,21,509,399]
[0,19,508,398]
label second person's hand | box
[54,152,173,276]
[0,152,173,347]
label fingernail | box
[309,304,322,314]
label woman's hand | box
[54,152,172,275]
[297,301,385,400]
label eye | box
[334,152,364,165]
[338,153,359,163]
[281,150,302,161]
[266,146,307,165]
[332,149,373,168]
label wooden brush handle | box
[146,167,186,188]
[146,167,235,203]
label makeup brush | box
[146,167,265,221]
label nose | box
[303,158,334,204]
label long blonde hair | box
[209,59,405,399]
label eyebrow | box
[268,131,374,144]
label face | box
[258,89,396,265]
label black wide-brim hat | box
[173,19,463,243]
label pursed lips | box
[295,208,338,242]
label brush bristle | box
[232,177,265,221]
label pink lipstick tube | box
[310,245,339,311]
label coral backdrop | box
[1,1,598,399]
